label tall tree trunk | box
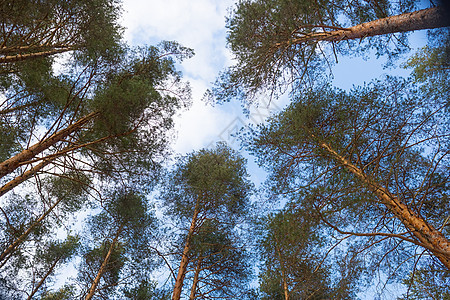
[0,111,99,179]
[0,195,64,263]
[0,44,74,55]
[0,47,73,64]
[281,6,449,46]
[172,199,201,300]
[189,258,202,300]
[0,158,53,197]
[274,236,290,300]
[318,140,450,269]
[85,225,123,300]
[27,257,60,300]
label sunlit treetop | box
[212,0,448,103]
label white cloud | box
[122,0,240,154]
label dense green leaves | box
[161,143,252,224]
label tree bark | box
[189,258,203,300]
[0,111,99,179]
[85,225,123,300]
[0,44,74,55]
[172,198,201,300]
[283,7,449,46]
[0,47,73,64]
[318,140,450,269]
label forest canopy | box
[0,0,448,299]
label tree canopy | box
[213,0,449,103]
[0,0,448,299]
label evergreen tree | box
[246,76,449,292]
[214,0,449,102]
[24,236,80,300]
[159,143,253,300]
[0,0,122,65]
[78,189,158,299]
[257,208,331,300]
[186,220,251,299]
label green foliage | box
[403,29,450,105]
[0,0,123,63]
[160,144,253,298]
[0,1,195,298]
[247,75,449,295]
[257,207,335,299]
[214,0,417,103]
[399,265,450,299]
[187,220,252,298]
[77,189,159,298]
[122,279,171,300]
[40,285,76,300]
[161,143,253,224]
[82,240,126,296]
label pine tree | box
[159,143,253,300]
[78,189,158,299]
[0,0,122,65]
[247,76,449,277]
[214,0,449,102]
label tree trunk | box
[0,196,64,263]
[318,140,450,269]
[27,257,60,300]
[0,111,99,179]
[172,199,201,300]
[0,158,53,197]
[284,7,449,46]
[0,47,73,64]
[85,225,123,300]
[189,258,202,300]
[0,44,74,55]
[274,236,290,300]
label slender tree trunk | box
[0,158,53,197]
[85,225,123,300]
[0,47,73,64]
[189,258,202,300]
[283,6,449,46]
[0,44,74,55]
[274,236,289,300]
[318,140,450,269]
[27,257,60,300]
[0,196,64,263]
[0,111,99,179]
[172,199,201,300]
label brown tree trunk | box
[0,158,53,197]
[284,7,449,46]
[172,199,201,300]
[318,140,450,269]
[0,44,73,55]
[85,225,123,300]
[0,196,64,263]
[0,111,99,179]
[0,47,73,64]
[189,258,202,300]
